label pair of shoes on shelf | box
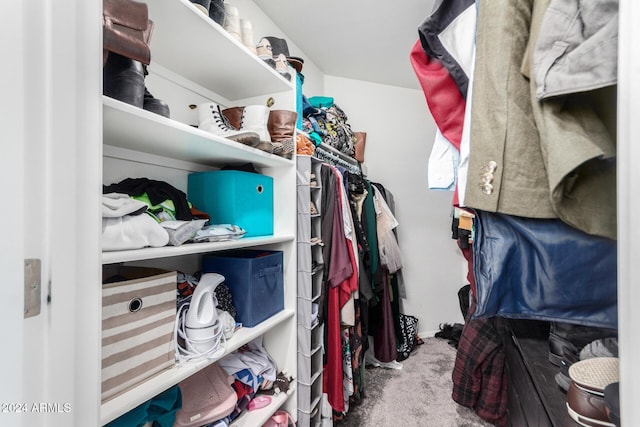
[548,322,616,367]
[555,337,618,392]
[566,357,619,427]
[310,201,318,215]
[201,104,297,159]
[197,102,261,147]
[256,37,304,81]
[188,0,225,26]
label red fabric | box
[409,40,465,151]
[323,284,344,412]
[410,39,466,207]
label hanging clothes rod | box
[313,142,362,175]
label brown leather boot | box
[221,106,244,130]
[268,110,298,159]
[268,110,298,142]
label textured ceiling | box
[253,0,435,90]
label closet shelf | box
[100,309,295,425]
[147,0,293,100]
[102,235,295,265]
[103,97,293,169]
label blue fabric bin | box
[202,250,284,327]
[187,170,273,237]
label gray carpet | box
[335,337,494,427]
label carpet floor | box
[334,337,494,427]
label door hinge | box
[24,258,41,318]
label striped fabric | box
[102,267,177,402]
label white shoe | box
[241,105,271,142]
[198,102,259,146]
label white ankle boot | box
[198,102,259,146]
[241,105,271,142]
[241,105,275,153]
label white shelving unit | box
[101,0,298,425]
[296,155,326,426]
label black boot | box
[140,64,171,118]
[548,322,617,366]
[103,52,145,108]
[143,88,171,118]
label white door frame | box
[617,0,640,424]
[0,1,27,423]
[1,1,103,426]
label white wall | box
[324,76,466,336]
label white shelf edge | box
[229,381,297,427]
[100,309,295,425]
[103,97,294,169]
[102,235,295,264]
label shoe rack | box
[101,0,297,425]
[296,155,326,426]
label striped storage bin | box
[101,266,177,402]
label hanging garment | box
[323,277,345,412]
[472,210,617,330]
[320,164,358,414]
[363,181,382,292]
[418,0,477,98]
[452,304,507,427]
[532,0,618,100]
[409,40,465,205]
[466,0,616,240]
[527,0,617,240]
[409,40,465,150]
[372,186,402,274]
[341,328,354,412]
[371,273,399,363]
[452,241,507,426]
[428,130,459,191]
[338,168,360,326]
[347,300,367,406]
[464,0,556,219]
[346,177,375,303]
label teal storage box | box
[187,170,273,237]
[202,250,284,327]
